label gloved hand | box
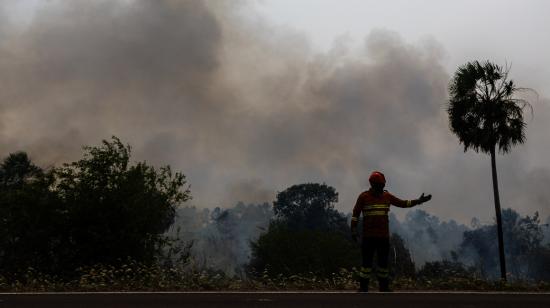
[418,193,432,204]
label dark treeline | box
[170,186,550,282]
[459,209,550,280]
[1,137,549,284]
[0,137,190,279]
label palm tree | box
[448,60,532,281]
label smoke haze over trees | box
[389,210,468,264]
[249,183,358,277]
[1,0,549,225]
[1,137,549,282]
[167,203,272,276]
[171,201,550,280]
[163,182,550,280]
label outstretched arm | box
[389,192,432,208]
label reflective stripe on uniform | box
[364,204,389,210]
[377,268,389,278]
[406,200,412,207]
[359,267,372,279]
[364,210,388,216]
[362,204,390,216]
[351,217,358,222]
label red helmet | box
[369,171,386,185]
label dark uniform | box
[351,171,430,292]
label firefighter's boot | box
[377,268,392,292]
[358,267,371,293]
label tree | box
[0,138,191,278]
[249,222,360,276]
[389,233,416,279]
[0,152,61,277]
[460,209,544,279]
[272,183,347,233]
[53,136,191,269]
[249,183,359,276]
[448,60,531,281]
[0,152,44,188]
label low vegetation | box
[1,263,549,292]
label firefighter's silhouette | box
[351,171,432,292]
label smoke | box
[0,0,223,162]
[544,215,550,245]
[456,209,547,279]
[0,0,549,225]
[168,203,273,275]
[225,179,275,206]
[390,210,469,265]
[169,203,549,275]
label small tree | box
[389,233,416,279]
[0,152,60,276]
[448,60,532,281]
[249,183,359,276]
[273,183,347,233]
[249,222,360,276]
[54,136,191,268]
[0,138,191,278]
[460,209,544,279]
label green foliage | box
[0,263,549,292]
[273,183,346,233]
[0,152,44,188]
[448,60,530,154]
[53,136,191,268]
[0,152,61,278]
[418,260,477,280]
[249,222,360,277]
[0,137,191,278]
[250,183,359,277]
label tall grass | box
[1,263,549,292]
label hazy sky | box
[1,0,549,224]
[256,0,550,223]
[255,0,550,95]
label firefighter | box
[351,171,432,292]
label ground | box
[1,292,549,308]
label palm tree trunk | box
[491,145,507,281]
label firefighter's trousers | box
[359,236,390,291]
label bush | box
[0,262,549,292]
[417,260,477,280]
[0,137,191,278]
[249,222,360,277]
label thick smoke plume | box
[0,0,549,224]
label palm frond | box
[447,60,532,155]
